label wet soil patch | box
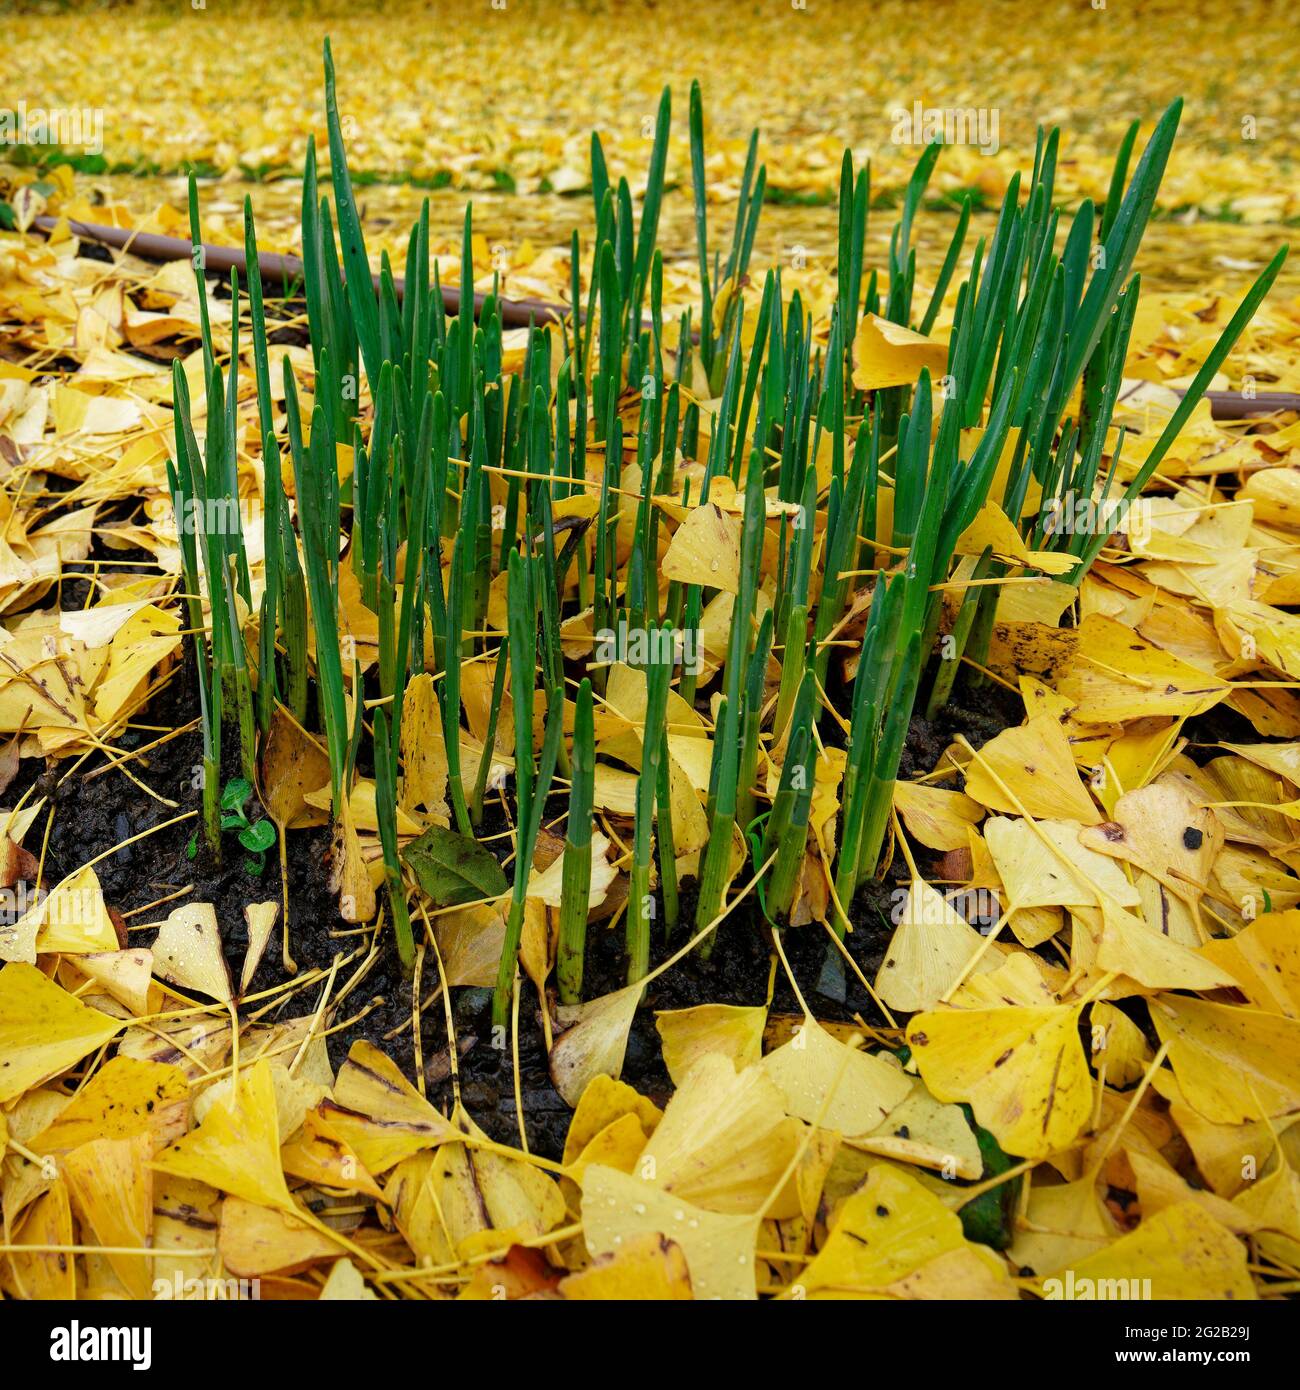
[901,669,1023,777]
[27,667,355,1001]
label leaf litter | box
[1,3,1300,1305]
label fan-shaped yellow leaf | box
[907,1003,1091,1158]
[151,901,232,1003]
[0,961,123,1103]
[875,877,997,1013]
[63,1132,154,1298]
[793,1165,1015,1299]
[1038,1202,1253,1300]
[560,1231,693,1299]
[761,1017,910,1137]
[661,503,740,593]
[639,1053,801,1215]
[893,782,984,851]
[549,984,642,1107]
[1151,996,1300,1124]
[582,1164,759,1301]
[322,1040,459,1173]
[851,313,947,392]
[654,1002,767,1086]
[963,715,1100,823]
[150,1058,292,1210]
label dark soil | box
[23,664,355,1004]
[899,675,1024,779]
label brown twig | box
[30,214,565,328]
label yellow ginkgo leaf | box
[1090,1001,1154,1087]
[560,1231,694,1300]
[117,1014,231,1082]
[20,864,119,955]
[638,1053,802,1215]
[304,778,422,835]
[761,1016,911,1137]
[1078,778,1222,908]
[194,1061,325,1143]
[435,902,507,988]
[562,1074,662,1168]
[1201,910,1300,1018]
[808,745,848,859]
[1095,721,1186,816]
[963,715,1101,824]
[246,1014,334,1088]
[654,1002,767,1086]
[435,1105,566,1259]
[1127,1148,1259,1235]
[0,889,38,964]
[1186,754,1295,853]
[323,1040,459,1173]
[7,1182,76,1300]
[892,782,984,851]
[62,1132,155,1298]
[329,800,378,924]
[793,1165,1015,1299]
[883,1243,1020,1299]
[1056,614,1230,724]
[851,1062,983,1180]
[29,1055,188,1155]
[1037,1202,1253,1301]
[280,1107,385,1200]
[851,313,948,392]
[150,901,232,1003]
[527,830,616,909]
[92,603,182,725]
[875,877,998,1013]
[661,503,741,594]
[260,706,331,831]
[320,1258,378,1300]
[907,1003,1091,1158]
[600,661,707,744]
[1008,1172,1117,1276]
[948,949,1060,1008]
[1151,995,1300,1125]
[564,1112,654,1187]
[383,1153,450,1265]
[549,984,642,1107]
[984,815,1139,911]
[1156,1069,1300,1197]
[239,901,280,995]
[150,1058,293,1211]
[59,596,151,649]
[398,671,449,823]
[219,1195,339,1277]
[1076,901,1238,994]
[1222,739,1300,788]
[70,948,154,1015]
[1232,1161,1300,1269]
[0,640,87,742]
[0,961,124,1103]
[590,763,638,816]
[992,571,1076,627]
[956,501,1077,575]
[582,1164,759,1301]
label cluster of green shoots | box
[173,42,1285,1028]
